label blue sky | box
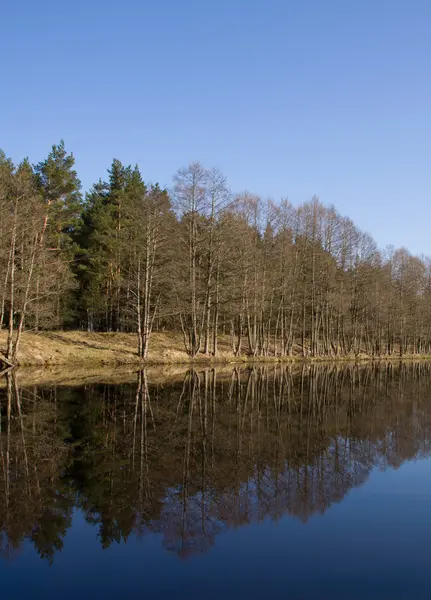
[1,0,430,254]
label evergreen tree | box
[77,159,133,331]
[33,141,82,328]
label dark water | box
[1,363,431,599]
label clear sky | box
[2,0,430,254]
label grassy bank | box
[0,330,235,367]
[1,330,431,368]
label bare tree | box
[123,181,173,359]
[173,162,209,356]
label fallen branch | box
[0,366,13,379]
[0,352,14,368]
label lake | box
[1,363,431,599]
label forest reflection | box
[1,362,431,563]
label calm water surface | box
[1,363,431,599]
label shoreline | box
[1,330,431,369]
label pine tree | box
[77,159,133,331]
[34,141,82,328]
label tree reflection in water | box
[1,362,431,562]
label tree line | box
[1,141,431,362]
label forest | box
[1,141,431,364]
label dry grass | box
[0,330,237,368]
[1,330,431,371]
[0,330,140,366]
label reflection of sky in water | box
[5,456,431,600]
